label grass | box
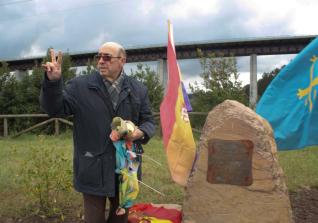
[136,136,184,204]
[0,133,318,219]
[278,146,318,191]
[0,133,183,219]
[0,133,82,219]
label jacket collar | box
[87,70,130,90]
[87,71,132,113]
[87,71,105,90]
[121,73,131,92]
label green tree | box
[244,65,284,100]
[0,48,77,134]
[12,70,40,132]
[130,64,164,112]
[61,53,76,83]
[0,64,20,133]
[189,50,248,128]
[0,61,10,93]
[0,62,11,114]
[190,50,248,110]
[258,66,283,97]
[81,58,97,75]
[0,62,19,114]
[17,66,43,114]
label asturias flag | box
[160,21,196,186]
[256,37,318,150]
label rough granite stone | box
[182,100,294,223]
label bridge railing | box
[0,112,208,138]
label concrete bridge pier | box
[157,55,258,110]
[157,59,167,93]
[249,54,258,110]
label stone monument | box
[182,100,294,223]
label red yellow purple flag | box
[159,21,196,186]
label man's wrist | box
[137,128,144,140]
[140,131,145,140]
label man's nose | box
[98,57,105,64]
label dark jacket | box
[40,71,155,196]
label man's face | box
[97,45,125,80]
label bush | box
[18,135,73,218]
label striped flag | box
[160,21,196,186]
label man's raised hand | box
[42,49,63,81]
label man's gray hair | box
[100,42,126,58]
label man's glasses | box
[94,54,121,62]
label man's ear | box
[121,57,126,64]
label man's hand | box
[125,128,144,142]
[42,49,63,81]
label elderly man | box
[40,42,155,223]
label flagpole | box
[136,153,162,166]
[124,172,165,196]
[138,179,166,196]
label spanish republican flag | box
[160,21,196,186]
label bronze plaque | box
[207,139,253,186]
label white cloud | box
[241,0,296,20]
[257,55,295,73]
[240,0,318,35]
[2,0,318,70]
[20,43,46,58]
[238,72,250,85]
[240,0,293,34]
[237,55,295,74]
[33,0,90,13]
[289,1,318,34]
[87,32,112,50]
[163,0,220,20]
[182,75,202,92]
[237,71,264,85]
[138,0,156,15]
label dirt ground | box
[290,187,318,223]
[1,188,318,223]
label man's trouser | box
[83,193,128,223]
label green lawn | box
[278,146,318,191]
[0,133,183,219]
[0,133,317,219]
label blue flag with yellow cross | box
[256,37,318,150]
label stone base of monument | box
[182,100,294,223]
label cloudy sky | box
[1,0,317,88]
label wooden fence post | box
[54,118,59,136]
[3,118,8,137]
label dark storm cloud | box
[0,0,314,80]
[0,0,138,59]
[0,1,39,59]
[0,0,298,59]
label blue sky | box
[1,0,317,88]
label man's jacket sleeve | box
[138,88,155,144]
[40,74,77,117]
